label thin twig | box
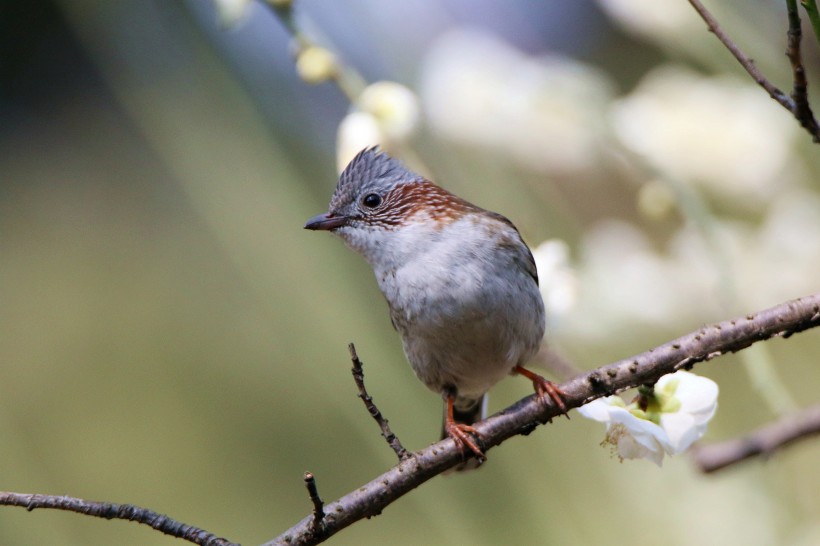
[786,0,820,140]
[687,0,791,105]
[349,343,411,462]
[265,293,820,546]
[693,403,820,472]
[303,472,326,533]
[0,492,236,546]
[687,0,820,142]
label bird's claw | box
[514,365,569,419]
[445,421,485,462]
[533,377,569,418]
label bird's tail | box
[441,394,488,472]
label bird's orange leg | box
[513,365,568,415]
[443,393,486,462]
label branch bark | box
[266,293,820,546]
[693,402,820,472]
[785,0,820,139]
[0,492,236,546]
[349,343,411,461]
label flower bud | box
[336,112,383,173]
[296,46,337,84]
[358,81,420,141]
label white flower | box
[567,220,721,339]
[336,112,383,173]
[596,0,701,48]
[358,81,420,142]
[421,29,612,174]
[578,371,719,466]
[211,0,254,27]
[336,82,420,173]
[296,46,338,85]
[610,66,798,207]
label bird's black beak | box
[304,213,348,231]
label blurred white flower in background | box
[610,66,799,207]
[532,239,578,325]
[566,185,820,338]
[596,0,701,49]
[337,112,383,172]
[579,371,719,466]
[636,179,678,221]
[296,46,339,85]
[731,188,820,309]
[421,29,613,174]
[337,81,420,172]
[358,82,420,142]
[565,220,721,338]
[597,0,784,70]
[211,0,253,27]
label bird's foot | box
[514,366,569,418]
[444,420,485,462]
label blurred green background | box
[2,1,820,545]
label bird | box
[305,147,565,468]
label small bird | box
[305,148,565,467]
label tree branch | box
[785,0,820,139]
[266,293,820,546]
[349,343,410,462]
[2,295,818,543]
[687,0,791,107]
[0,492,236,546]
[688,0,820,142]
[693,403,820,473]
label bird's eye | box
[362,193,382,208]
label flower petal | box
[577,397,620,422]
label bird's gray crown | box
[330,147,421,211]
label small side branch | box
[0,492,236,546]
[688,0,820,142]
[687,0,791,106]
[693,403,820,472]
[303,472,325,532]
[786,0,820,139]
[349,343,411,462]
